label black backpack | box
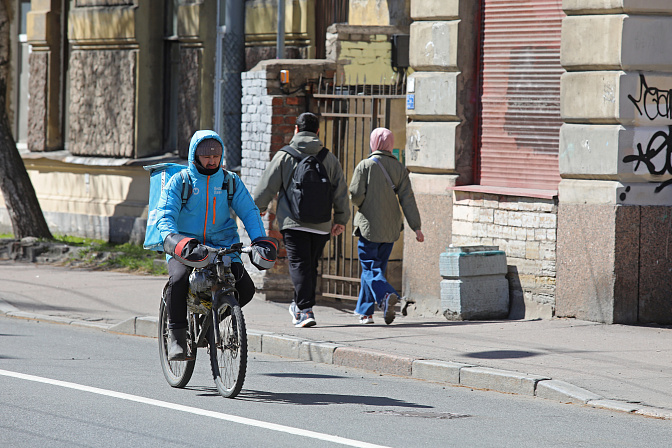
[281,145,334,223]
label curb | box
[5,310,672,420]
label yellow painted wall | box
[348,0,411,27]
[338,36,398,84]
[0,159,150,219]
[245,0,314,55]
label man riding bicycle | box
[155,130,277,361]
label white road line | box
[0,369,390,448]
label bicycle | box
[158,242,250,398]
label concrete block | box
[247,329,272,353]
[261,334,303,358]
[560,124,672,183]
[411,0,460,20]
[412,360,474,384]
[406,121,456,171]
[460,367,549,396]
[333,347,415,377]
[299,341,340,364]
[535,380,603,404]
[589,399,640,413]
[441,277,509,320]
[563,0,672,15]
[409,21,458,71]
[134,316,158,338]
[563,15,672,71]
[440,246,507,277]
[406,72,457,120]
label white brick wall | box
[241,71,273,192]
[451,191,558,318]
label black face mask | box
[194,157,220,176]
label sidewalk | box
[2,261,672,419]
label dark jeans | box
[166,257,256,330]
[282,229,330,310]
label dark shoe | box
[382,293,398,325]
[168,328,188,361]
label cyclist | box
[155,130,277,360]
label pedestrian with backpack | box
[154,130,278,360]
[253,112,350,328]
[349,127,424,325]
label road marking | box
[0,369,390,448]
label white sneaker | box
[359,315,374,324]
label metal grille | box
[479,0,565,191]
[313,74,406,301]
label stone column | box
[557,2,672,324]
[404,0,479,315]
[67,1,165,158]
[26,0,63,152]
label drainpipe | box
[276,0,285,58]
[221,0,245,171]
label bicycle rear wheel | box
[158,289,196,388]
[208,300,247,398]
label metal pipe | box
[276,0,285,58]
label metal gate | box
[312,74,406,301]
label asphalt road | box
[1,316,671,447]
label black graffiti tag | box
[622,125,672,193]
[628,74,672,121]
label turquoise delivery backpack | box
[143,163,236,251]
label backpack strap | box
[222,170,236,202]
[179,170,192,205]
[370,155,398,193]
[316,147,329,163]
[280,144,301,160]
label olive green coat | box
[349,150,421,243]
[253,132,350,233]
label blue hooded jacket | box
[156,130,265,262]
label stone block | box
[406,72,457,120]
[559,178,672,206]
[535,380,602,404]
[556,203,639,324]
[299,341,340,364]
[562,71,672,126]
[260,334,302,358]
[459,367,549,396]
[563,0,672,15]
[562,15,672,71]
[411,0,460,20]
[332,347,415,377]
[440,246,507,277]
[560,124,672,184]
[406,121,456,171]
[409,21,458,71]
[440,277,509,320]
[412,360,474,384]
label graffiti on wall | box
[623,74,672,192]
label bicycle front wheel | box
[158,290,196,388]
[208,300,248,398]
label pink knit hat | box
[370,127,394,153]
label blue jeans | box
[355,237,398,316]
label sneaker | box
[359,315,374,324]
[289,302,300,325]
[294,308,316,328]
[382,293,398,325]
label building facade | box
[4,0,671,324]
